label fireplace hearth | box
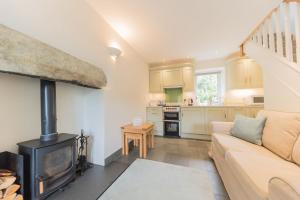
[17,80,77,200]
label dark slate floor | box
[47,137,229,200]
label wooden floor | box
[48,137,229,200]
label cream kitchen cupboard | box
[246,107,263,118]
[226,60,247,89]
[226,58,263,89]
[206,108,228,123]
[180,106,263,138]
[163,68,183,88]
[182,67,195,91]
[146,107,163,136]
[149,70,163,93]
[227,107,248,121]
[246,60,263,88]
[149,65,194,92]
[181,107,206,135]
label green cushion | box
[230,115,267,145]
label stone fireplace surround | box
[0,24,107,200]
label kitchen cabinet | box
[247,61,263,88]
[146,107,163,136]
[206,107,228,137]
[153,121,164,136]
[163,68,183,88]
[247,107,263,118]
[227,107,248,121]
[149,70,163,93]
[226,60,247,89]
[180,106,264,139]
[149,65,195,93]
[182,67,195,91]
[181,107,206,135]
[226,58,263,89]
[206,108,228,124]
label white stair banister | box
[241,0,300,66]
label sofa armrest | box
[210,121,234,135]
[269,176,300,200]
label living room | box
[0,0,300,200]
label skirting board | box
[104,141,134,166]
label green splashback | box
[165,88,183,103]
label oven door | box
[164,112,179,121]
[164,121,180,137]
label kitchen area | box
[146,57,264,140]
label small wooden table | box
[121,123,154,158]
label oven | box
[163,107,180,137]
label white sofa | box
[210,110,300,200]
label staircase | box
[241,0,300,112]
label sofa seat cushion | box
[212,133,277,159]
[226,151,300,200]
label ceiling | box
[86,0,281,63]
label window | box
[196,72,222,105]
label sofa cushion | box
[226,151,300,200]
[258,110,300,161]
[292,137,300,166]
[212,133,277,159]
[231,115,266,145]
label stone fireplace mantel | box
[0,24,107,89]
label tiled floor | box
[48,137,229,200]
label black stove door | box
[164,121,180,137]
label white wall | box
[196,58,226,70]
[245,42,300,112]
[0,74,40,153]
[0,0,148,165]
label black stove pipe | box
[40,80,58,142]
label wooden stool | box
[124,132,143,157]
[121,123,154,158]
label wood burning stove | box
[17,80,77,200]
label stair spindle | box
[294,2,300,64]
[274,10,283,56]
[268,18,275,53]
[283,3,293,61]
[262,22,269,48]
[258,27,263,47]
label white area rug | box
[98,159,215,200]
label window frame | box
[195,67,225,105]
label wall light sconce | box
[108,46,122,61]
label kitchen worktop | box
[147,105,264,108]
[181,105,263,108]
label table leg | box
[147,134,150,148]
[143,132,147,158]
[122,131,125,155]
[125,133,128,155]
[139,136,143,158]
[151,130,154,148]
